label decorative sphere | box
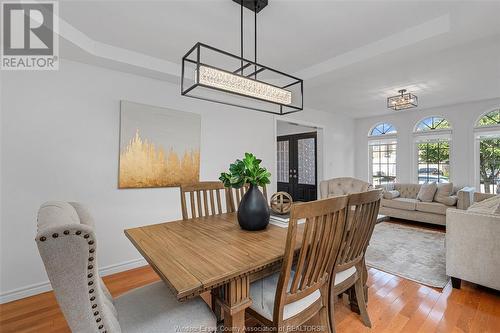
[270,192,293,215]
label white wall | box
[354,98,500,187]
[276,121,317,136]
[0,60,355,302]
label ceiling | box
[58,0,500,118]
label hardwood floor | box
[1,264,499,333]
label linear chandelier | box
[387,89,418,111]
[181,0,303,115]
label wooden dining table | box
[124,212,304,331]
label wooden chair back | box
[274,195,349,323]
[180,182,234,219]
[230,184,268,211]
[335,189,382,274]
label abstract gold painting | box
[119,101,201,188]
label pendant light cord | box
[240,0,258,78]
[254,6,257,79]
[240,1,243,75]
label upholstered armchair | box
[320,177,372,199]
[446,193,500,291]
[36,201,216,333]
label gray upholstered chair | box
[36,201,216,333]
[320,177,372,198]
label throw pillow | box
[467,195,500,215]
[439,195,457,206]
[434,182,454,204]
[383,190,400,199]
[417,183,438,202]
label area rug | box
[365,222,448,288]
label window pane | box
[298,138,315,185]
[479,137,500,194]
[370,122,397,136]
[416,116,451,132]
[277,140,289,183]
[371,143,396,185]
[417,140,450,184]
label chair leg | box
[354,277,372,328]
[319,305,333,333]
[328,282,336,333]
[451,277,462,289]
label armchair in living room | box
[446,192,500,291]
[319,177,372,199]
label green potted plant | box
[219,153,271,230]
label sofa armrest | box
[474,192,497,203]
[376,183,395,192]
[383,190,400,199]
[456,187,475,210]
[446,209,500,290]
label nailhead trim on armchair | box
[37,230,107,333]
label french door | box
[277,132,317,202]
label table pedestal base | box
[218,275,252,332]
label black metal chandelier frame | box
[181,0,303,115]
[387,89,418,111]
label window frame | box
[368,122,398,185]
[475,109,500,130]
[413,116,452,184]
[414,116,452,134]
[369,122,397,137]
[474,108,500,193]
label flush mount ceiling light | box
[181,0,303,115]
[387,89,418,111]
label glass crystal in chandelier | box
[196,65,292,105]
[387,89,418,111]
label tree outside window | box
[479,138,500,193]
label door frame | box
[274,117,325,198]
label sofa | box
[377,183,474,226]
[319,177,371,198]
[446,192,500,290]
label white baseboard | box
[0,258,147,304]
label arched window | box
[368,122,397,185]
[369,122,397,136]
[475,108,500,193]
[476,109,500,128]
[415,116,451,132]
[414,116,451,184]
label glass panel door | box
[277,132,317,202]
[277,140,289,183]
[297,138,316,185]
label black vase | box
[237,184,270,231]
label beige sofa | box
[319,177,371,198]
[378,183,474,226]
[446,192,500,290]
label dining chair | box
[36,201,217,333]
[180,181,234,219]
[246,195,349,331]
[328,189,382,330]
[230,184,268,210]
